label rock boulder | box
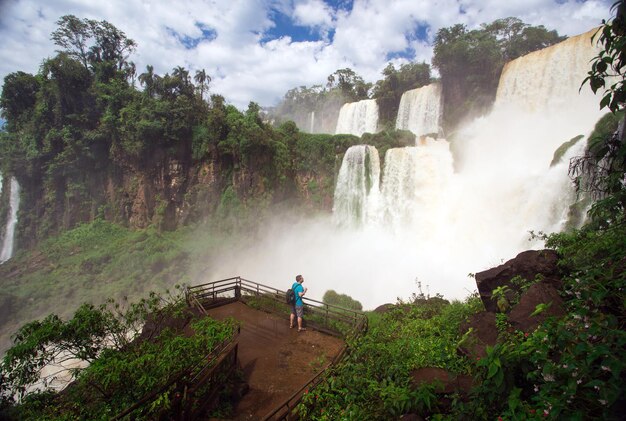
[475,249,561,312]
[508,283,565,333]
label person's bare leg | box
[298,316,305,331]
[290,313,295,328]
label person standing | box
[289,274,307,332]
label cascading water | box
[213,29,606,310]
[309,111,315,133]
[0,176,20,263]
[495,29,602,113]
[380,140,454,233]
[395,83,442,137]
[335,99,379,136]
[332,145,380,228]
[325,28,604,305]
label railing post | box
[235,277,241,299]
[325,305,328,326]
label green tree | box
[0,71,40,131]
[51,15,137,74]
[138,64,156,97]
[322,289,363,310]
[433,19,564,132]
[124,60,136,86]
[584,0,626,113]
[372,62,431,125]
[481,17,565,61]
[0,292,237,419]
[433,24,502,130]
[50,15,92,69]
[39,52,94,127]
[327,68,372,101]
[194,68,211,100]
[574,0,626,226]
[172,65,192,96]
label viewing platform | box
[115,277,366,420]
[205,301,344,419]
[183,277,367,420]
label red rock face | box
[475,249,561,312]
[410,367,474,395]
[456,249,567,360]
[458,311,498,359]
[508,283,565,333]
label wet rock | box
[508,283,565,333]
[475,249,561,312]
[399,413,425,421]
[458,311,498,360]
[373,303,395,313]
[409,367,474,396]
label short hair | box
[296,274,303,282]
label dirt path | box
[206,301,344,420]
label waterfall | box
[335,99,379,137]
[324,28,606,307]
[332,145,381,227]
[309,111,315,133]
[380,140,454,232]
[495,28,602,113]
[216,28,608,311]
[395,83,442,138]
[0,177,20,263]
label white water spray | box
[495,30,602,113]
[379,140,454,234]
[1,177,20,263]
[309,111,315,133]
[205,29,605,310]
[332,145,381,228]
[395,83,443,137]
[335,99,379,136]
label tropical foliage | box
[575,0,626,227]
[322,289,363,311]
[0,290,238,420]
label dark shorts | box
[291,304,303,318]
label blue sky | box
[0,0,613,109]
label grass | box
[0,219,239,352]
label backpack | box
[286,288,296,304]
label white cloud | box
[0,0,613,109]
[293,0,334,27]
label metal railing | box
[113,326,240,421]
[186,276,369,420]
[186,276,365,336]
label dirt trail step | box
[206,301,344,420]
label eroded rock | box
[409,367,474,396]
[458,311,498,360]
[475,249,561,312]
[508,283,565,333]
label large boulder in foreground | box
[457,311,498,360]
[508,283,566,333]
[409,367,474,395]
[475,249,561,312]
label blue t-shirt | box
[292,282,304,306]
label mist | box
[200,30,605,311]
[201,106,591,311]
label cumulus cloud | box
[293,0,335,27]
[0,0,613,109]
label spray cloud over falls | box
[202,29,605,310]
